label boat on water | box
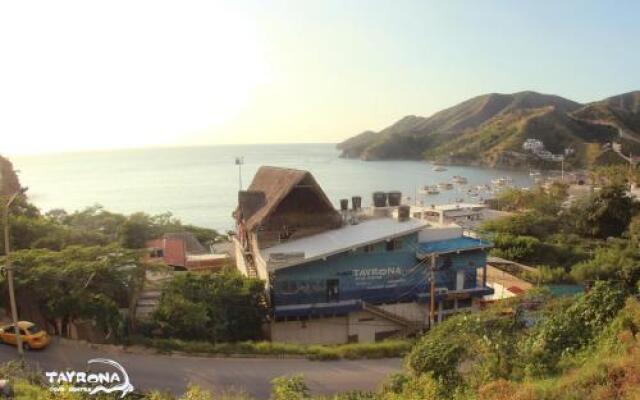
[529,170,541,177]
[438,182,454,190]
[451,175,468,184]
[491,176,512,187]
[432,165,447,172]
[419,185,440,195]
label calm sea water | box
[12,144,532,232]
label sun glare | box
[0,1,268,154]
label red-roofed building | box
[146,232,228,272]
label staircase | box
[362,302,424,336]
[245,254,258,279]
[135,271,174,320]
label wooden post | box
[429,253,436,329]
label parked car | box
[0,321,50,350]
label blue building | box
[234,166,493,344]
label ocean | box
[11,144,532,232]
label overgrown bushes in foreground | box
[6,281,640,399]
[131,337,412,360]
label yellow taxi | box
[0,321,50,350]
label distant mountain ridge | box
[338,90,640,168]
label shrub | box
[152,271,267,342]
[521,281,626,376]
[270,375,310,400]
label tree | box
[2,245,144,338]
[153,270,267,342]
[570,242,640,291]
[119,212,155,248]
[572,184,637,239]
[521,281,625,376]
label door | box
[456,270,465,291]
[1,326,17,345]
[326,279,339,302]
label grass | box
[129,336,412,361]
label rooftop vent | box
[372,191,387,208]
[339,199,349,211]
[397,205,410,222]
[351,196,362,210]
[387,191,402,207]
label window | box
[326,279,339,302]
[443,299,455,310]
[457,298,472,308]
[386,239,402,251]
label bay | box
[12,144,532,231]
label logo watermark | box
[45,358,134,398]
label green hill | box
[338,90,640,169]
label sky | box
[1,0,639,155]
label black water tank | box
[398,205,410,221]
[387,191,402,207]
[340,199,349,211]
[351,196,362,210]
[372,191,387,207]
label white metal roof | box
[186,253,228,261]
[413,203,486,212]
[261,217,429,270]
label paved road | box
[0,338,402,399]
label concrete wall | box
[271,316,349,344]
[418,225,462,242]
[270,309,405,345]
[347,311,401,343]
[379,302,427,324]
[250,232,270,282]
[233,238,248,276]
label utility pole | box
[2,191,23,357]
[235,157,244,191]
[428,253,437,329]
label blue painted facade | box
[271,233,491,317]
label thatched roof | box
[238,166,336,231]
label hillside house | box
[233,166,493,344]
[146,232,228,272]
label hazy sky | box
[2,0,639,154]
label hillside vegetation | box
[338,91,640,169]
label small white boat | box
[432,165,447,172]
[491,177,512,187]
[451,175,468,184]
[529,170,541,177]
[420,185,440,195]
[438,182,454,190]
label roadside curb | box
[56,338,310,360]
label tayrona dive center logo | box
[45,358,134,398]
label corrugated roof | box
[261,217,429,270]
[239,166,337,231]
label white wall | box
[271,316,348,344]
[418,225,463,242]
[378,302,427,325]
[250,232,270,282]
[233,238,248,276]
[347,311,402,343]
